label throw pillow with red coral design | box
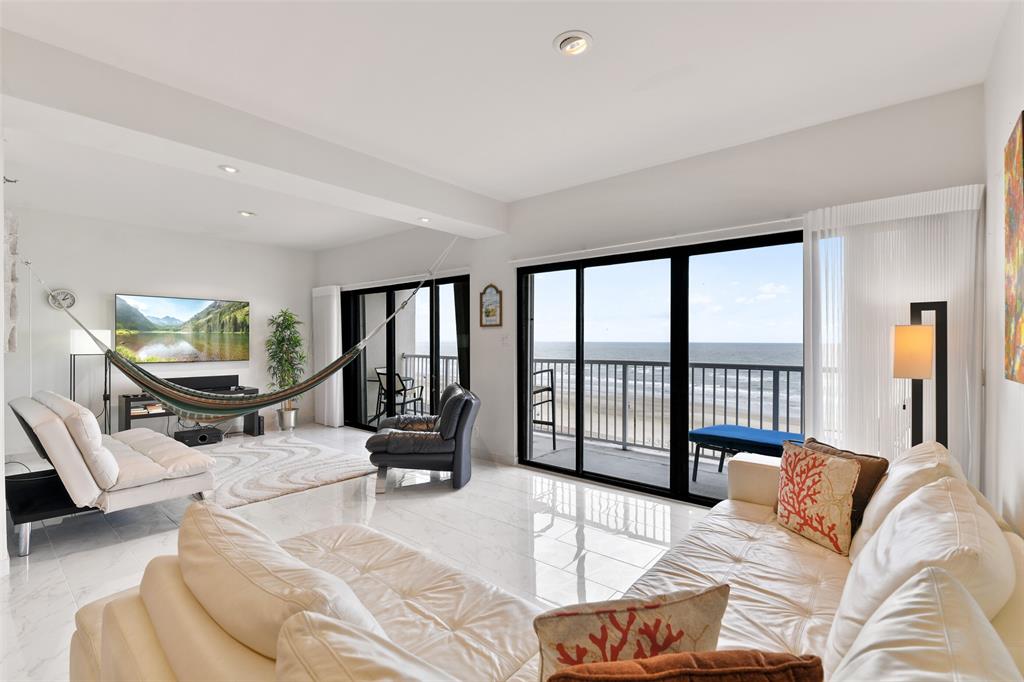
[532,585,730,681]
[776,442,861,555]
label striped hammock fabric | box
[29,237,458,423]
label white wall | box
[317,86,986,464]
[984,0,1024,533]
[4,207,316,458]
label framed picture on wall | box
[480,283,503,327]
[1006,111,1024,382]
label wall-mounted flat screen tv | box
[115,294,250,363]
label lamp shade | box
[70,329,112,355]
[893,324,934,379]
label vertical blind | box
[803,185,985,482]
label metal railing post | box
[771,369,780,431]
[621,363,629,450]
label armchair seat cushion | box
[365,428,456,455]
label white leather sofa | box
[629,443,1024,679]
[8,391,215,554]
[70,441,1024,681]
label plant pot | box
[276,407,298,431]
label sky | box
[530,242,803,344]
[413,283,458,353]
[119,294,213,322]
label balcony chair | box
[532,368,556,451]
[365,384,480,493]
[6,391,214,556]
[369,366,424,425]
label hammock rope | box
[25,236,459,423]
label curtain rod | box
[507,216,802,266]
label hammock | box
[26,237,458,424]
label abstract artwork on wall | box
[1006,112,1024,382]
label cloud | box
[690,293,713,306]
[758,282,790,296]
[736,282,791,304]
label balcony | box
[403,353,802,500]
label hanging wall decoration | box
[4,209,19,352]
[1005,112,1024,382]
[480,283,503,327]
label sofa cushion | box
[103,430,214,490]
[993,532,1024,672]
[280,523,542,681]
[776,443,860,555]
[113,428,214,478]
[276,611,456,682]
[533,585,729,680]
[140,556,275,682]
[627,500,850,657]
[824,477,1015,673]
[549,651,823,682]
[34,390,120,490]
[850,441,964,558]
[800,438,888,532]
[831,567,1022,682]
[178,503,383,659]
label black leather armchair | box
[377,383,463,432]
[365,384,480,492]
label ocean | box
[532,341,802,365]
[433,341,802,365]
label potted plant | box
[266,308,307,431]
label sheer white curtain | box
[803,185,984,482]
[312,285,343,427]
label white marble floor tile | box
[2,424,709,681]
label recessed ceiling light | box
[219,164,239,174]
[418,217,431,224]
[238,210,257,217]
[554,30,592,57]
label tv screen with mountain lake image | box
[115,294,250,363]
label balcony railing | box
[402,354,803,451]
[400,353,460,413]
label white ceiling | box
[4,129,409,250]
[2,0,1008,205]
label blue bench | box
[688,425,803,482]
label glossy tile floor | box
[2,425,708,681]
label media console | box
[118,374,262,436]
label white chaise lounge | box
[8,391,215,555]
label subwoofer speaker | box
[174,426,223,447]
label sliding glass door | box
[518,232,802,505]
[582,259,671,489]
[522,268,577,472]
[342,275,469,430]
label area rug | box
[199,434,375,508]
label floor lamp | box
[892,301,948,447]
[70,329,113,434]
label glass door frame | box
[516,230,802,507]
[341,274,470,431]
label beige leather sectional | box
[71,441,1024,681]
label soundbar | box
[167,374,240,391]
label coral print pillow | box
[777,442,861,555]
[533,585,729,681]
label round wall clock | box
[47,288,77,310]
